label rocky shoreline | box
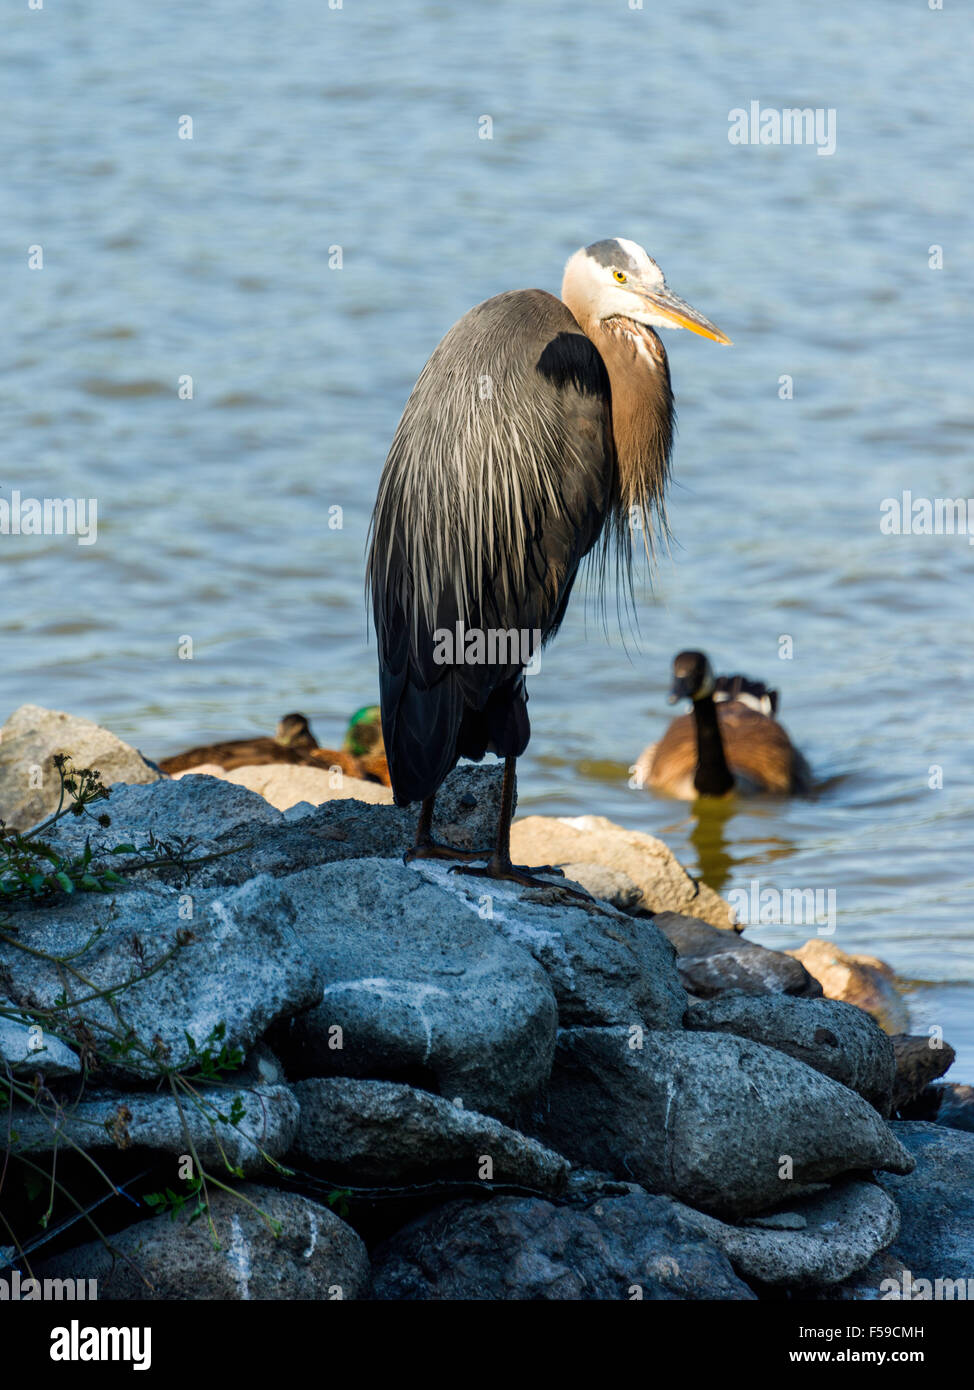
[1,704,970,1301]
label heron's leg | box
[452,757,588,899]
[403,795,492,864]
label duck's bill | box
[643,285,732,345]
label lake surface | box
[4,2,972,1077]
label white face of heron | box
[561,238,731,345]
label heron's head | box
[562,239,730,345]
[276,712,317,751]
[669,650,716,704]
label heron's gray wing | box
[368,289,614,805]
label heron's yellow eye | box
[613,270,627,283]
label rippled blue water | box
[4,2,972,1076]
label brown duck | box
[635,651,811,799]
[159,707,390,786]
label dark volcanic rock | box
[370,1193,756,1300]
[827,1121,974,1299]
[653,912,822,998]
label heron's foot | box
[404,840,491,866]
[450,857,589,901]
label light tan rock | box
[0,703,158,829]
[170,761,393,810]
[787,940,910,1034]
[510,814,734,928]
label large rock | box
[410,860,688,1030]
[0,1004,80,1078]
[788,940,910,1034]
[10,1083,298,1177]
[655,912,821,998]
[0,704,159,830]
[172,763,393,809]
[0,874,320,1079]
[510,815,734,928]
[685,993,895,1114]
[370,1193,756,1300]
[678,1179,900,1288]
[829,1122,974,1299]
[289,1077,569,1195]
[532,1027,915,1221]
[37,1184,369,1299]
[890,1034,956,1111]
[272,859,558,1124]
[45,764,504,892]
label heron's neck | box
[586,316,674,532]
[692,694,735,796]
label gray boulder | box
[274,859,558,1124]
[0,1004,81,1078]
[685,993,895,1114]
[9,1082,298,1177]
[0,704,159,830]
[370,1193,756,1300]
[37,1184,369,1299]
[410,859,687,1030]
[0,874,320,1079]
[829,1121,974,1299]
[678,1179,900,1288]
[290,1077,569,1195]
[654,912,822,998]
[532,1027,915,1221]
[45,763,504,891]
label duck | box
[309,705,389,785]
[635,650,812,799]
[159,708,391,786]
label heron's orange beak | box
[641,284,732,345]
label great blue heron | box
[368,238,730,890]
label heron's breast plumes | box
[595,316,675,558]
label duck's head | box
[668,651,716,704]
[276,713,318,752]
[344,705,383,757]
